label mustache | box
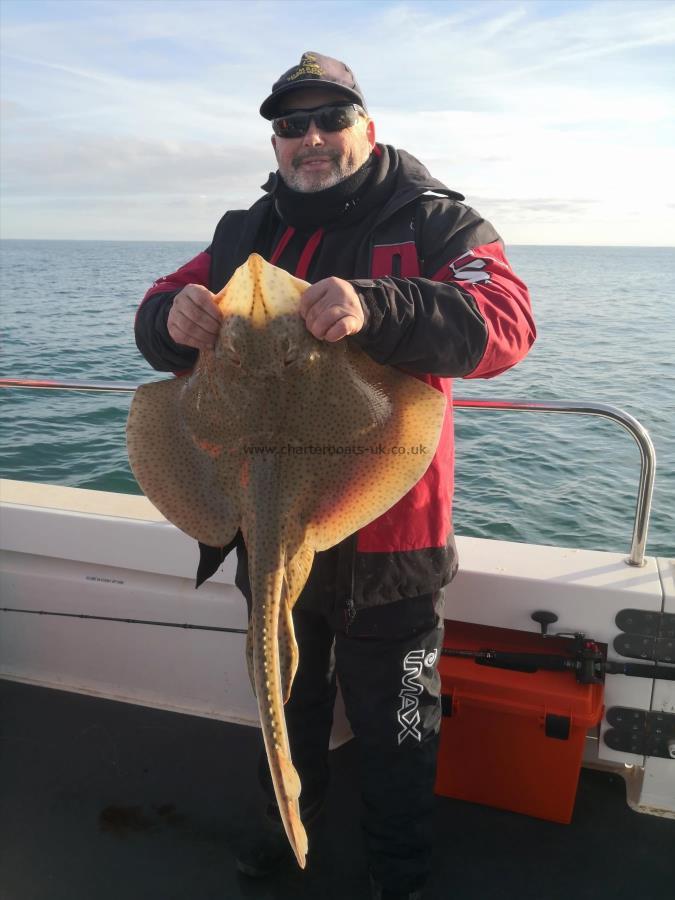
[292,150,340,169]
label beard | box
[283,148,365,193]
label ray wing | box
[127,363,241,548]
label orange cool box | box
[434,620,605,824]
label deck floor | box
[1,679,674,900]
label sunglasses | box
[272,103,365,138]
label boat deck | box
[2,679,674,900]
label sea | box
[0,240,673,559]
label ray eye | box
[278,337,298,367]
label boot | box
[235,800,324,878]
[235,818,293,878]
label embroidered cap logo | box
[286,52,324,82]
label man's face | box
[271,87,376,193]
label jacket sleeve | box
[348,200,535,378]
[134,249,211,372]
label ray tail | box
[249,554,308,868]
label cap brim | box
[260,80,365,119]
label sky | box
[1,0,674,245]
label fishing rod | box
[0,605,248,635]
[5,606,671,681]
[442,632,675,683]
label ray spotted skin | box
[127,254,447,868]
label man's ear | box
[366,119,376,149]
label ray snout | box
[216,253,308,325]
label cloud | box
[0,0,673,244]
[0,98,31,119]
[476,197,596,216]
[2,133,273,199]
[350,0,675,110]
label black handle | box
[531,610,559,636]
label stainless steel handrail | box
[452,398,656,567]
[0,378,140,393]
[0,379,656,567]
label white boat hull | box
[1,479,673,814]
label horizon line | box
[1,238,674,250]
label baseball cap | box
[260,51,367,119]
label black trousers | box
[258,590,445,893]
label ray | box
[126,254,447,868]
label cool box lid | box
[439,619,605,727]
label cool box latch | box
[545,713,571,740]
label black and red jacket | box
[135,144,535,611]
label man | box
[135,52,535,900]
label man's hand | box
[299,277,365,342]
[167,284,222,351]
